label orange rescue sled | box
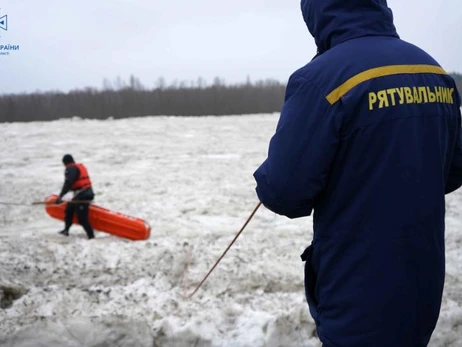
[45,195,150,240]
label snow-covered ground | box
[0,114,461,347]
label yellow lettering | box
[435,87,442,102]
[413,87,422,104]
[369,92,378,111]
[368,85,455,109]
[396,88,405,104]
[418,87,428,103]
[387,88,397,106]
[404,87,414,104]
[377,90,389,108]
[449,88,454,104]
[442,88,449,103]
[427,87,436,102]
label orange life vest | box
[68,163,92,191]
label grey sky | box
[1,0,461,94]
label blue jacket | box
[254,0,462,346]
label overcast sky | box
[1,0,461,94]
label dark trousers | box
[64,189,95,239]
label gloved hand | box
[55,196,63,204]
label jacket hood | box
[62,154,75,165]
[301,0,399,54]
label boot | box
[58,229,69,236]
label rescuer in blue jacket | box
[254,0,462,346]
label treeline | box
[0,76,286,123]
[451,73,462,95]
[1,74,461,123]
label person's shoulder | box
[65,165,79,174]
[287,53,344,98]
[395,39,441,66]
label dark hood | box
[62,154,75,165]
[301,0,399,54]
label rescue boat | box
[44,195,150,241]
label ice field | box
[0,114,461,346]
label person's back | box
[254,0,462,346]
[304,34,460,347]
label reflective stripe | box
[326,64,448,105]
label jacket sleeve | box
[445,90,462,194]
[59,166,79,198]
[253,73,342,218]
